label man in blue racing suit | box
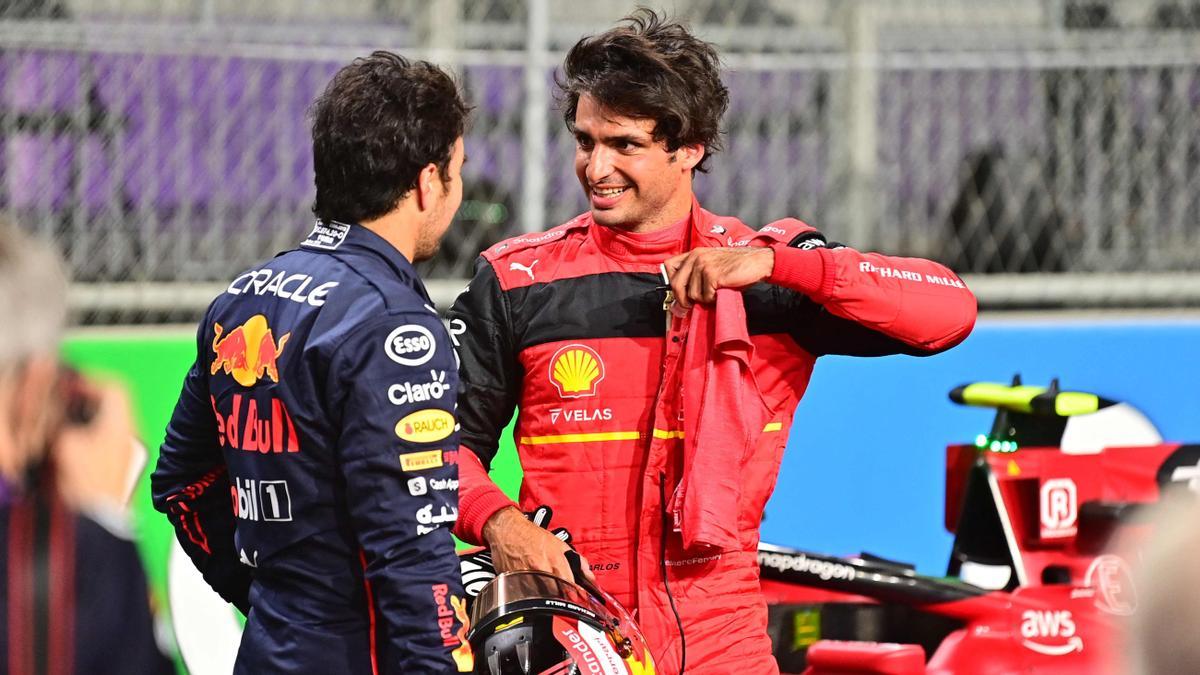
[152,51,471,673]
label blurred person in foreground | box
[0,223,172,674]
[448,9,977,674]
[1127,491,1200,674]
[152,51,471,674]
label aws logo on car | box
[1019,609,1082,656]
[549,344,605,399]
[396,409,455,443]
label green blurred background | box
[62,329,521,670]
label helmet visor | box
[467,571,614,641]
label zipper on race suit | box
[659,476,687,674]
[653,263,688,672]
[659,263,675,332]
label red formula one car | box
[758,378,1197,674]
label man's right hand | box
[482,506,593,583]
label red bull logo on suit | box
[211,315,291,387]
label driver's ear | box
[415,162,438,211]
[673,143,705,172]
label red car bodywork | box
[761,436,1192,674]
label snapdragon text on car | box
[758,551,857,582]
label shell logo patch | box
[548,344,605,399]
[396,409,455,443]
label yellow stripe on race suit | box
[655,423,781,438]
[518,431,642,445]
[522,423,782,446]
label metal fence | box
[1,0,1198,322]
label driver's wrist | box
[767,245,830,301]
[482,505,524,547]
[760,246,776,278]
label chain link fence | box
[0,0,1197,322]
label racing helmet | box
[467,570,655,675]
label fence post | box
[839,0,879,249]
[426,0,461,66]
[521,0,550,233]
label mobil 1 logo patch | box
[1157,444,1200,494]
[233,477,293,522]
[386,324,436,366]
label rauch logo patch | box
[396,409,455,443]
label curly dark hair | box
[558,8,729,173]
[311,51,469,224]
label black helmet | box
[466,570,655,675]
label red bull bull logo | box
[451,595,473,671]
[211,314,291,387]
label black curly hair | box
[558,8,729,173]
[311,51,469,224]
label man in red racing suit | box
[450,10,977,675]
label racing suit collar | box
[589,212,690,263]
[581,199,756,270]
[588,196,738,263]
[309,222,434,306]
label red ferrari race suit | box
[450,199,977,674]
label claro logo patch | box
[385,324,436,366]
[396,409,455,443]
[548,344,605,399]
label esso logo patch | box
[386,324,436,366]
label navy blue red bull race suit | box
[152,222,469,674]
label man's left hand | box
[663,247,774,308]
[53,381,140,514]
